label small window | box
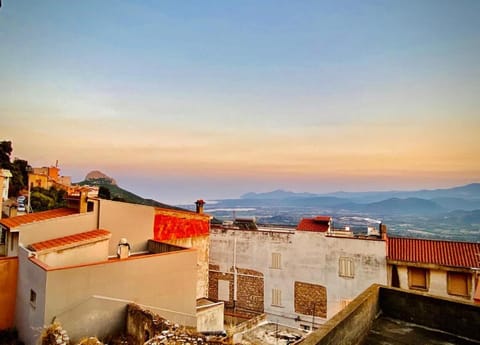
[408,267,429,290]
[447,272,471,297]
[30,289,37,308]
[271,252,281,269]
[217,280,230,301]
[272,288,282,306]
[339,257,354,278]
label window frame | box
[408,267,429,291]
[338,257,354,278]
[447,271,471,298]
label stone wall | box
[236,268,264,313]
[294,281,327,318]
[208,265,264,313]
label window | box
[30,289,37,308]
[218,280,230,301]
[408,267,429,290]
[272,288,282,306]
[447,272,471,297]
[271,252,281,269]
[339,257,354,278]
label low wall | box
[196,302,224,332]
[380,287,480,341]
[300,284,380,345]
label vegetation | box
[76,177,180,210]
[0,140,31,197]
[30,186,67,212]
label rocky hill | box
[76,171,183,211]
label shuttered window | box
[272,288,282,306]
[339,257,354,278]
[271,252,281,269]
[408,267,428,290]
[447,272,470,297]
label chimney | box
[380,223,388,240]
[195,199,205,214]
[79,190,88,213]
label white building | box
[209,217,388,329]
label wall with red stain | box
[153,212,209,241]
[153,208,210,298]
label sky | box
[1,1,480,204]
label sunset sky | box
[1,1,479,204]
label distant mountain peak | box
[84,170,117,185]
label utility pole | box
[311,302,316,330]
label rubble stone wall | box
[294,281,327,318]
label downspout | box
[233,236,238,308]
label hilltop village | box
[0,165,480,345]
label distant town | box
[1,140,479,345]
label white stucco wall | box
[390,264,476,302]
[18,212,98,252]
[36,238,110,267]
[16,248,198,344]
[209,228,387,327]
[15,247,48,345]
[97,200,155,255]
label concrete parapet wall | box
[379,287,480,342]
[300,284,380,345]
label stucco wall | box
[18,212,98,250]
[15,247,48,345]
[0,256,18,330]
[196,302,224,332]
[389,264,476,302]
[97,200,155,255]
[153,209,210,299]
[37,239,109,267]
[209,228,387,327]
[43,249,198,343]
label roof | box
[297,216,331,232]
[0,208,78,230]
[28,229,111,253]
[388,237,480,269]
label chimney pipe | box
[195,199,205,214]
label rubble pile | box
[40,322,70,345]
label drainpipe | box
[233,237,238,308]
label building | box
[208,217,388,329]
[387,237,480,302]
[28,165,72,192]
[0,169,12,219]
[15,230,199,345]
[0,195,221,343]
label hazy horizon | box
[2,1,479,205]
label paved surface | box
[361,316,479,345]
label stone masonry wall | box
[208,265,264,312]
[294,281,327,318]
[236,268,264,313]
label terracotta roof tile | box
[28,229,111,252]
[297,216,331,232]
[0,208,77,230]
[388,237,480,269]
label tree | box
[98,186,111,200]
[0,140,12,168]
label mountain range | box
[234,183,480,215]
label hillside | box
[75,171,182,210]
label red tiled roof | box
[297,216,331,232]
[388,237,480,269]
[0,208,78,230]
[28,229,111,252]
